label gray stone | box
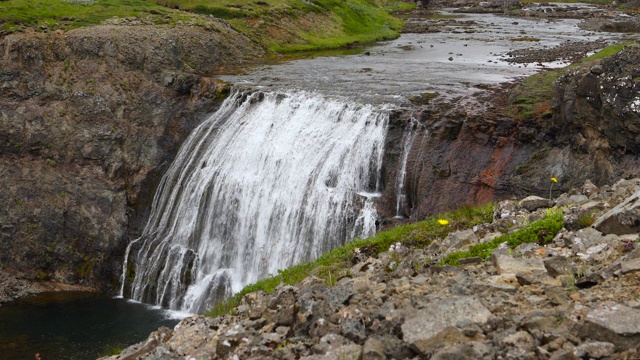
[431,344,481,360]
[340,319,366,344]
[401,296,492,355]
[519,196,552,212]
[472,281,518,293]
[544,257,576,278]
[621,257,640,274]
[311,333,352,355]
[444,229,479,250]
[516,272,558,286]
[302,344,362,360]
[363,337,386,360]
[582,180,600,197]
[492,254,546,275]
[579,302,640,350]
[544,286,570,306]
[495,200,518,220]
[549,349,579,360]
[593,190,640,235]
[502,331,537,351]
[574,341,615,359]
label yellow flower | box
[437,219,449,225]
[550,177,558,183]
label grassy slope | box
[508,42,632,121]
[207,204,495,317]
[0,0,410,52]
[206,203,567,317]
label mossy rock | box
[409,91,440,105]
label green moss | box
[206,203,494,317]
[441,207,564,266]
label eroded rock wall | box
[0,22,263,291]
[379,44,640,222]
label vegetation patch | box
[0,0,408,52]
[441,207,564,266]
[206,203,494,317]
[508,42,631,121]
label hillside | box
[0,0,407,52]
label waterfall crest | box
[121,91,389,313]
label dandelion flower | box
[550,177,558,183]
[437,219,449,225]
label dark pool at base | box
[0,292,180,360]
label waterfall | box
[394,117,419,219]
[121,91,389,313]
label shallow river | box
[221,8,627,105]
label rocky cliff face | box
[0,21,263,291]
[377,44,640,223]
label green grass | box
[205,202,494,317]
[0,0,409,52]
[0,0,185,34]
[441,207,564,266]
[509,42,633,121]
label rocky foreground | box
[105,178,640,360]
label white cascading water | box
[394,117,419,219]
[120,91,388,314]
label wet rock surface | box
[105,179,640,359]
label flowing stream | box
[121,91,389,313]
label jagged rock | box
[340,319,366,344]
[362,337,386,360]
[401,296,491,354]
[582,180,600,198]
[495,200,518,220]
[110,326,172,359]
[307,334,362,359]
[431,343,483,359]
[516,272,559,286]
[543,286,570,306]
[575,273,604,289]
[550,349,580,360]
[492,254,547,275]
[621,258,640,274]
[544,257,576,278]
[502,331,537,351]
[444,229,479,250]
[574,341,615,359]
[578,302,640,350]
[593,191,640,235]
[519,196,552,212]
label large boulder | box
[401,296,492,354]
[593,190,640,235]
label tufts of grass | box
[206,202,494,317]
[441,207,564,266]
